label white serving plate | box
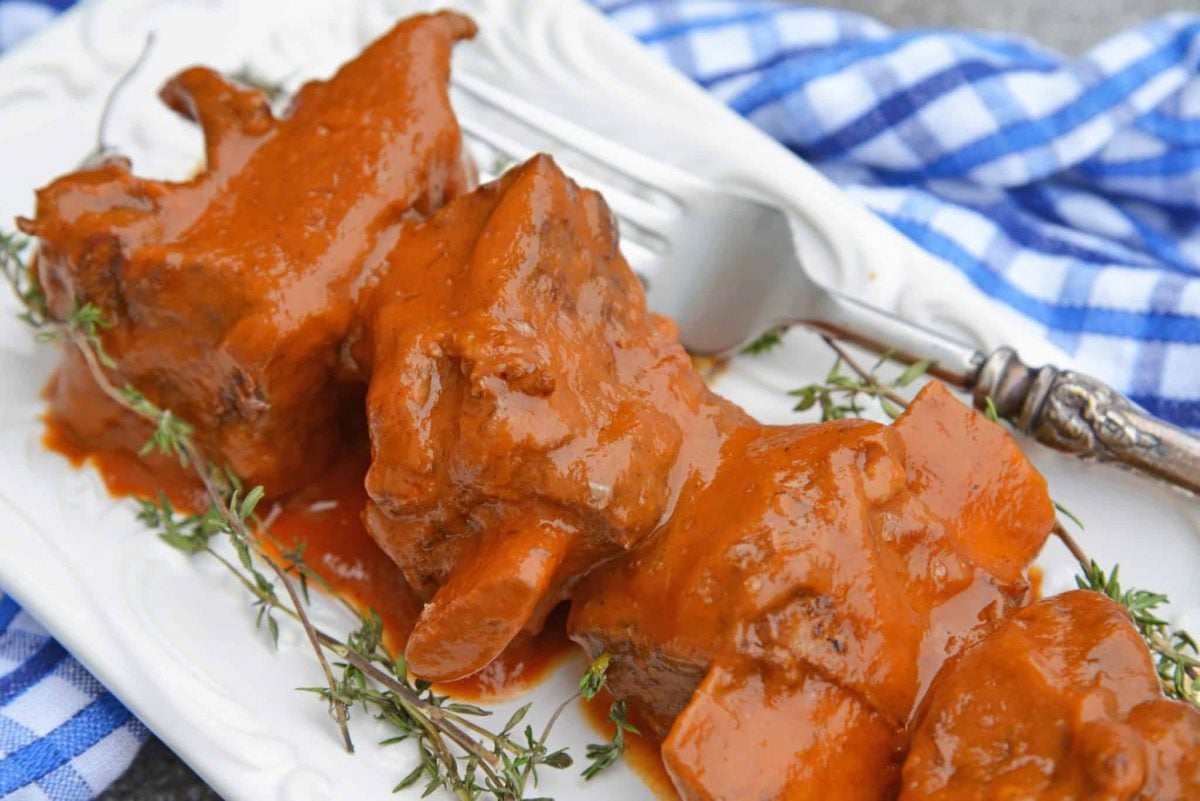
[0,1,1197,799]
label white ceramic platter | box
[0,1,1197,799]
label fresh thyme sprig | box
[137,472,576,798]
[1076,560,1199,704]
[1,231,48,327]
[582,701,638,781]
[741,325,787,356]
[3,232,583,798]
[790,335,1200,710]
[789,336,928,422]
[1055,515,1199,708]
[51,309,355,751]
[576,653,639,780]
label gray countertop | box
[836,0,1193,55]
[95,0,1193,798]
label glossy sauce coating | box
[25,11,476,493]
[439,605,577,701]
[569,382,1056,800]
[42,363,207,509]
[901,591,1200,800]
[358,154,750,682]
[43,409,573,701]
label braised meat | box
[568,382,1056,800]
[358,154,750,681]
[901,590,1200,800]
[22,11,1195,801]
[22,12,476,492]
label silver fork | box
[451,73,1200,496]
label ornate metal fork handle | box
[973,347,1200,495]
[800,293,1200,495]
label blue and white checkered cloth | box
[602,0,1200,428]
[0,595,146,799]
[4,0,1200,797]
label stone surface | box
[95,0,1175,798]
[99,739,220,801]
[834,0,1190,55]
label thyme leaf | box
[582,700,639,781]
[574,652,638,780]
[982,395,1000,423]
[1076,561,1199,707]
[1053,500,1085,531]
[789,337,919,421]
[579,653,610,702]
[741,326,787,356]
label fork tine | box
[452,73,700,207]
[458,124,672,269]
[458,118,672,238]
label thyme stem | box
[64,325,354,751]
[1051,521,1090,567]
[86,33,156,165]
[819,336,909,409]
[331,642,501,770]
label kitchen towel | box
[0,594,146,800]
[601,0,1200,428]
[3,0,1200,797]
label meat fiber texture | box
[358,155,749,681]
[901,590,1200,801]
[23,12,476,492]
[569,383,1056,800]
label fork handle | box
[974,346,1200,495]
[805,291,1200,494]
[807,291,983,385]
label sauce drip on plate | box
[43,395,575,701]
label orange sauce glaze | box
[259,448,421,654]
[42,396,573,700]
[41,398,206,510]
[439,604,575,701]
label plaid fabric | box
[0,0,68,51]
[3,0,1200,798]
[0,594,147,799]
[600,0,1200,429]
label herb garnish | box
[1054,515,1199,707]
[741,325,788,356]
[788,337,925,421]
[582,701,638,781]
[1076,560,1200,704]
[576,653,639,780]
